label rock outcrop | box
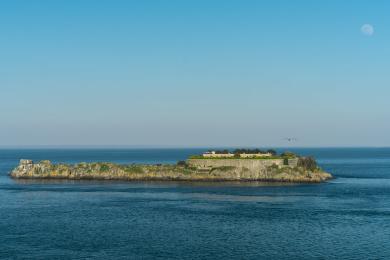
[10,159,332,183]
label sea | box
[0,148,389,259]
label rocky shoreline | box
[10,159,332,183]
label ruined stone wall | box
[287,158,299,167]
[187,158,300,170]
[187,158,285,170]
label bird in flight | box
[283,137,297,142]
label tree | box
[267,149,277,156]
[177,161,187,167]
[281,151,296,158]
[297,157,317,171]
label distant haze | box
[1,0,389,147]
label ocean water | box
[1,148,390,259]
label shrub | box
[216,149,230,154]
[283,158,289,165]
[233,148,266,154]
[189,155,204,159]
[124,165,144,174]
[177,161,187,167]
[99,164,110,172]
[281,151,297,158]
[297,157,317,171]
[267,149,277,156]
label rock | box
[39,160,52,165]
[9,159,333,183]
[20,159,33,165]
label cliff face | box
[187,158,299,170]
[10,159,332,183]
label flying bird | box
[283,137,297,142]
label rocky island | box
[10,149,332,183]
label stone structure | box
[18,159,34,172]
[239,153,272,158]
[187,158,299,170]
[10,158,332,183]
[202,151,234,158]
[202,151,273,158]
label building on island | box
[202,151,273,158]
[202,151,234,158]
[239,153,272,158]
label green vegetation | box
[181,168,195,175]
[123,165,144,174]
[189,155,282,160]
[283,158,289,165]
[280,151,297,158]
[177,160,187,167]
[233,148,276,155]
[190,148,297,159]
[99,164,110,172]
[189,155,207,159]
[11,156,332,183]
[297,157,318,171]
[207,148,278,156]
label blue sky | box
[1,0,389,147]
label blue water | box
[1,148,390,259]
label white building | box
[202,151,272,158]
[202,151,234,158]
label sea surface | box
[1,148,390,259]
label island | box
[10,149,332,183]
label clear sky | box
[1,0,389,147]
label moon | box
[361,24,374,36]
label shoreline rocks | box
[10,159,332,183]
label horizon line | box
[1,145,390,149]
